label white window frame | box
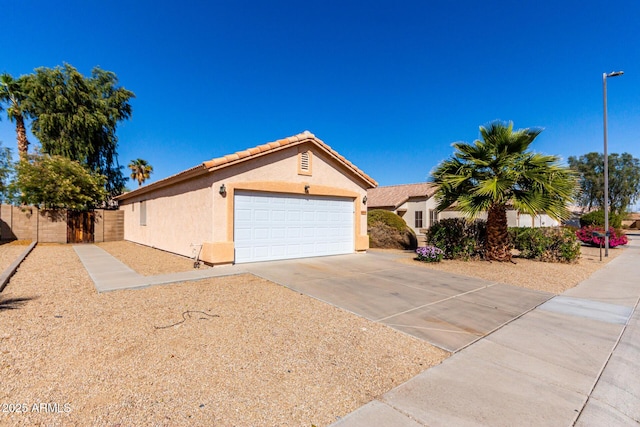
[429,209,438,227]
[415,210,423,228]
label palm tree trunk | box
[15,114,29,159]
[486,203,511,261]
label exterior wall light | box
[304,184,310,193]
[219,184,226,195]
[363,195,367,204]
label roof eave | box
[204,135,377,188]
[115,164,209,201]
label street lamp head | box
[606,71,624,78]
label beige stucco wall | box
[400,198,439,234]
[119,142,371,263]
[120,175,216,258]
[438,209,559,228]
[405,197,438,245]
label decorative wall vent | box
[300,151,310,171]
[298,150,312,176]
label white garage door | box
[234,191,354,263]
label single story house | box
[366,183,439,241]
[623,212,640,229]
[367,183,560,242]
[116,131,377,265]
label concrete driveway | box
[245,252,553,352]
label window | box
[140,200,147,226]
[298,150,312,175]
[429,209,438,227]
[415,210,423,228]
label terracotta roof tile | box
[201,131,377,187]
[118,131,377,201]
[367,183,438,209]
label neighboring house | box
[366,183,439,244]
[116,131,377,265]
[367,183,560,243]
[623,212,640,229]
[438,209,560,228]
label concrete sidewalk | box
[73,245,245,292]
[333,236,640,426]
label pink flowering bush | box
[576,226,628,248]
[415,246,444,263]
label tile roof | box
[367,183,438,209]
[202,131,377,187]
[116,131,376,200]
[626,212,640,220]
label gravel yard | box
[98,241,201,275]
[398,244,625,294]
[0,241,32,274]
[0,245,447,426]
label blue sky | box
[1,1,639,204]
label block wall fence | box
[0,205,124,243]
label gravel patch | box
[0,241,33,273]
[97,241,203,275]
[398,244,626,294]
[0,245,447,426]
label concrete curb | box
[0,241,37,293]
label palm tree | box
[0,73,30,158]
[431,121,577,261]
[128,158,153,187]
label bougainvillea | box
[576,226,628,248]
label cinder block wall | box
[103,210,124,241]
[0,204,124,243]
[94,210,104,242]
[37,210,68,243]
[1,206,38,241]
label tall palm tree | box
[0,73,30,158]
[431,121,577,261]
[128,158,153,187]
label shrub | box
[415,246,444,263]
[367,209,417,250]
[509,227,581,263]
[576,226,628,248]
[426,218,486,260]
[367,209,407,232]
[579,210,623,229]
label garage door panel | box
[272,210,286,221]
[234,191,354,263]
[271,227,286,239]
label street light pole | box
[602,70,624,257]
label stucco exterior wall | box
[438,210,560,228]
[119,142,371,263]
[120,175,215,258]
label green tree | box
[0,142,13,202]
[128,158,153,186]
[0,73,31,158]
[12,154,107,210]
[22,63,134,197]
[568,152,640,214]
[431,121,577,261]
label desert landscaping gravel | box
[98,241,201,275]
[0,242,32,274]
[399,244,625,294]
[0,244,447,426]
